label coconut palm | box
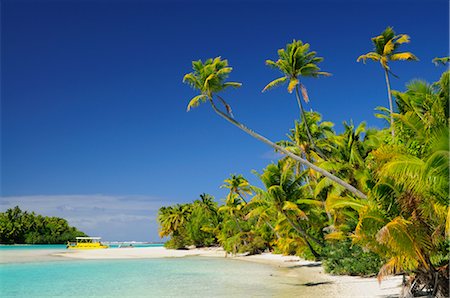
[278,111,334,175]
[246,186,280,239]
[157,204,192,238]
[187,194,219,247]
[183,57,366,199]
[218,194,246,233]
[221,174,252,204]
[256,160,325,258]
[357,27,418,138]
[263,40,331,150]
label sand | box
[1,247,402,297]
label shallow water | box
[0,257,298,297]
[0,243,164,250]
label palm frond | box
[383,40,395,55]
[223,82,242,89]
[357,52,381,63]
[326,195,365,212]
[186,94,208,111]
[432,56,450,66]
[390,52,418,61]
[325,231,345,240]
[299,83,309,103]
[262,76,288,92]
[287,78,299,93]
[394,34,410,44]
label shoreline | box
[2,246,402,297]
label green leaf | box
[186,94,208,111]
[262,76,288,92]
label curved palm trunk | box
[237,192,247,204]
[384,68,395,138]
[230,211,248,246]
[282,212,323,247]
[282,212,321,259]
[265,220,280,239]
[209,99,368,199]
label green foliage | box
[323,239,383,276]
[177,36,449,296]
[0,206,87,244]
[157,194,219,249]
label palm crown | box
[183,57,241,111]
[357,27,418,70]
[263,40,331,96]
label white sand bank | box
[54,246,227,259]
[236,253,402,297]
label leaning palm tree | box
[357,27,418,138]
[263,40,331,149]
[183,57,366,199]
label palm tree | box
[221,174,252,204]
[257,160,324,258]
[278,111,334,176]
[183,57,366,199]
[218,192,249,250]
[157,204,192,238]
[246,186,280,239]
[262,40,331,150]
[357,27,418,138]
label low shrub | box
[323,239,383,276]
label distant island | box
[0,206,87,244]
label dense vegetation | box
[157,27,449,297]
[0,206,87,244]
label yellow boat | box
[67,237,108,249]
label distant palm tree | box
[221,174,252,204]
[157,204,191,238]
[263,40,331,150]
[183,57,366,199]
[357,27,418,138]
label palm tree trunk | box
[294,86,315,146]
[231,213,248,246]
[209,99,368,199]
[237,193,247,204]
[283,213,321,258]
[384,68,395,138]
[283,212,323,247]
[264,220,280,239]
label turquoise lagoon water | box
[0,243,164,250]
[0,257,292,297]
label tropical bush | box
[323,239,383,276]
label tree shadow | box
[302,281,333,287]
[280,281,334,287]
[286,263,322,269]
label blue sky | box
[1,0,448,241]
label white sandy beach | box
[2,247,402,297]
